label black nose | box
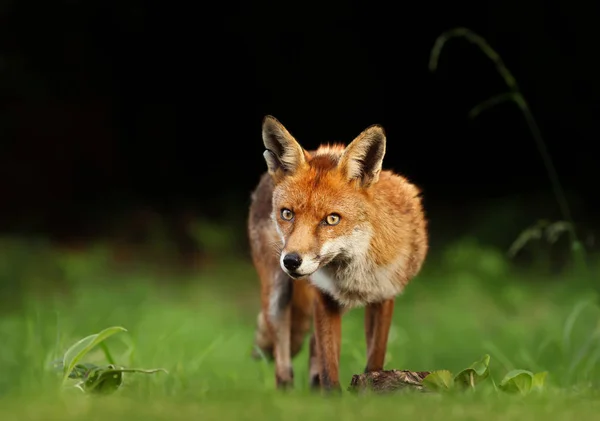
[283,253,302,271]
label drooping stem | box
[429,27,583,261]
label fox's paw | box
[309,373,321,390]
[276,368,294,390]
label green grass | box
[1,238,600,420]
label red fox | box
[248,116,428,392]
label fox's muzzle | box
[279,250,320,278]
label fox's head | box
[261,115,387,279]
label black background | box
[1,0,597,245]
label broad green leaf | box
[499,369,533,394]
[454,354,490,388]
[532,371,548,391]
[422,370,455,392]
[82,365,168,395]
[62,326,127,383]
[52,360,98,379]
[69,362,100,379]
[82,366,124,394]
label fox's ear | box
[339,124,386,188]
[262,115,306,181]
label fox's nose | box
[282,253,302,271]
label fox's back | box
[248,172,277,259]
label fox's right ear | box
[262,115,307,182]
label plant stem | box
[100,342,116,365]
[429,27,585,265]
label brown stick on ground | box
[348,370,431,394]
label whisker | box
[268,239,283,255]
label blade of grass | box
[100,342,116,365]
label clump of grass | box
[507,220,573,260]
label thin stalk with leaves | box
[428,27,586,272]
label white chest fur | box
[309,252,408,308]
[310,269,338,297]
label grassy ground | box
[1,238,600,420]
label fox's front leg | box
[364,298,395,372]
[313,291,342,392]
[265,272,295,389]
[308,333,321,389]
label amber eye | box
[325,213,341,226]
[281,208,294,221]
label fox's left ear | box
[339,124,386,188]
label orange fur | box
[248,116,428,391]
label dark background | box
[1,0,597,254]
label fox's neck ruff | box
[308,227,408,308]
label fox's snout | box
[279,250,320,278]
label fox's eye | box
[281,208,294,221]
[325,213,341,226]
